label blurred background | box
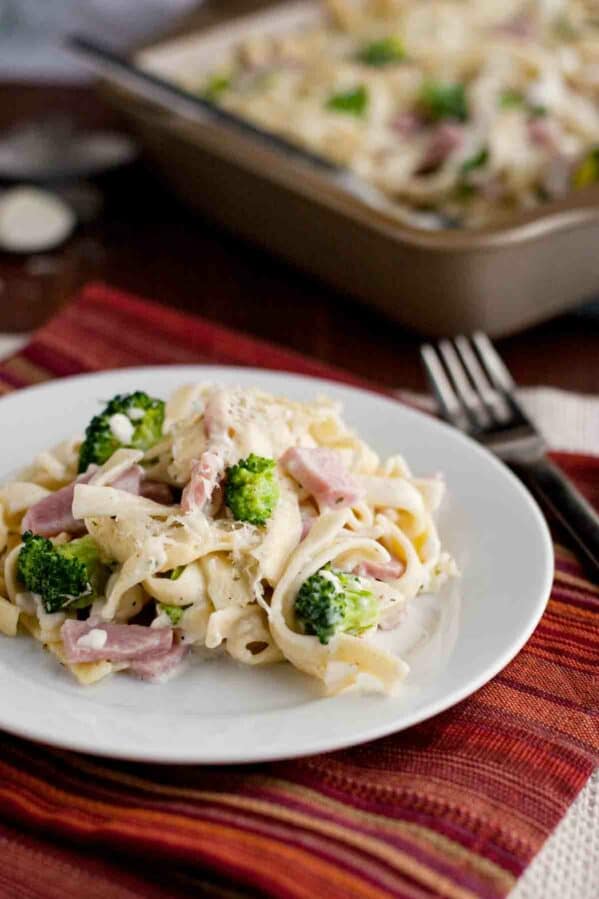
[0,0,198,80]
[0,0,201,339]
[0,0,597,392]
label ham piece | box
[419,123,464,172]
[110,466,142,495]
[203,389,229,440]
[391,111,423,138]
[129,640,188,682]
[354,559,406,581]
[61,619,173,664]
[528,118,559,150]
[180,389,230,514]
[139,480,174,505]
[181,451,223,514]
[281,447,364,509]
[22,469,94,537]
[496,14,535,39]
[21,465,144,538]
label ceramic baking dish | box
[101,0,599,336]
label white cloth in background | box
[513,771,599,899]
[0,0,199,82]
[519,388,599,454]
[399,387,599,455]
[507,395,597,899]
[0,333,27,359]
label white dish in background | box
[0,333,28,361]
[0,366,553,763]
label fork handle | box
[515,457,599,580]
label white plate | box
[0,366,553,764]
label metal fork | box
[421,333,599,577]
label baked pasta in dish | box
[184,0,599,228]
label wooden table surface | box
[0,78,598,394]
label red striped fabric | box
[0,283,597,899]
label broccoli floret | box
[326,85,369,116]
[572,147,599,189]
[357,37,405,67]
[499,91,545,118]
[78,391,165,473]
[201,73,231,101]
[294,565,379,645]
[224,454,280,526]
[157,565,186,581]
[419,81,468,122]
[159,604,184,626]
[455,147,489,200]
[460,147,489,175]
[499,89,525,109]
[17,532,109,613]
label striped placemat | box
[0,282,596,899]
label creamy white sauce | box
[319,568,342,591]
[90,598,107,618]
[15,592,37,616]
[33,595,66,630]
[372,581,462,685]
[108,413,135,444]
[76,627,108,650]
[151,612,172,630]
[324,660,356,692]
[127,407,145,421]
[527,72,565,110]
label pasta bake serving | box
[184,0,599,228]
[0,385,457,694]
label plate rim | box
[0,365,554,763]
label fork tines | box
[420,333,540,449]
[421,336,599,573]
